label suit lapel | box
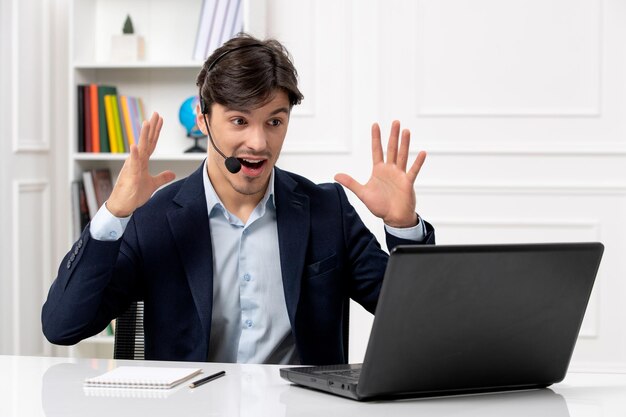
[167,164,213,339]
[274,168,310,326]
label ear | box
[195,103,208,135]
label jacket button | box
[66,261,71,269]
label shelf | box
[74,61,203,70]
[73,153,206,161]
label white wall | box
[1,0,624,371]
[263,0,626,370]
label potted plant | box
[111,15,145,61]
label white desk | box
[1,355,625,416]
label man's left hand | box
[334,120,426,228]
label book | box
[84,366,202,389]
[77,85,85,152]
[82,171,98,218]
[117,96,130,152]
[110,95,126,152]
[91,168,113,209]
[193,0,219,60]
[97,85,117,153]
[71,180,90,239]
[89,84,100,152]
[104,95,118,153]
[120,96,135,147]
[128,96,141,145]
[206,0,230,57]
[84,86,92,153]
[220,0,242,45]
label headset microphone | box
[199,97,241,174]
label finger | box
[147,114,163,156]
[146,112,161,154]
[371,123,383,165]
[137,120,150,155]
[153,170,176,189]
[407,151,427,183]
[397,128,410,172]
[125,144,140,174]
[334,173,365,200]
[386,120,401,164]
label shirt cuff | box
[384,216,426,242]
[89,202,132,241]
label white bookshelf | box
[67,0,264,358]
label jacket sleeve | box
[335,184,436,314]
[385,219,436,250]
[41,219,142,345]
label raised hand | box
[106,112,176,217]
[334,120,426,228]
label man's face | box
[199,90,291,201]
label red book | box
[90,84,100,152]
[84,86,92,153]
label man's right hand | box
[106,112,176,218]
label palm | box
[335,121,426,228]
[107,112,176,217]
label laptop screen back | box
[357,243,603,398]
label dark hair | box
[196,34,304,115]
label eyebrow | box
[225,107,290,117]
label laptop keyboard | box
[319,368,362,382]
[294,364,363,382]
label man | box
[42,35,435,365]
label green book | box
[97,85,117,153]
[110,94,125,152]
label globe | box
[179,95,206,152]
[178,95,204,138]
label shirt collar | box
[202,160,276,218]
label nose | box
[242,124,268,151]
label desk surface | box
[1,355,625,417]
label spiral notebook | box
[84,366,202,390]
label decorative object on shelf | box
[111,14,145,62]
[179,95,207,153]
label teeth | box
[242,159,262,164]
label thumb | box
[334,173,364,199]
[153,170,176,189]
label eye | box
[268,119,282,127]
[231,117,247,126]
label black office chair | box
[113,301,145,360]
[113,298,350,362]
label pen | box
[189,370,226,388]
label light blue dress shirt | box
[201,166,297,364]
[89,162,426,364]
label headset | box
[199,43,273,174]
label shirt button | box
[109,231,118,239]
[245,319,253,328]
[243,273,251,282]
[242,229,248,235]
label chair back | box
[113,301,145,360]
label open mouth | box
[239,158,266,169]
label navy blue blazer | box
[42,164,435,365]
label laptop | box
[280,242,604,401]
